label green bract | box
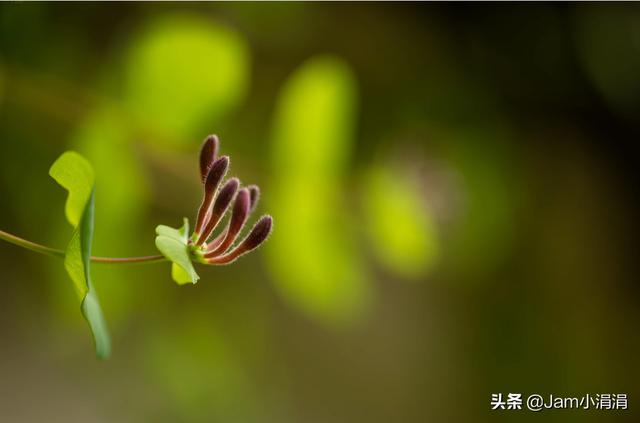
[155,218,200,285]
[49,151,111,359]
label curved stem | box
[0,229,165,265]
[0,229,65,258]
[91,255,165,264]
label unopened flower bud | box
[197,177,239,245]
[247,184,260,212]
[199,135,220,183]
[205,188,250,257]
[194,155,229,235]
[207,215,272,264]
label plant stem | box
[92,255,165,264]
[0,229,65,258]
[0,229,165,265]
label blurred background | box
[1,3,639,422]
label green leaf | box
[49,151,95,227]
[49,151,111,359]
[155,218,199,285]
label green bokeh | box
[125,14,250,146]
[267,56,371,325]
[362,164,439,280]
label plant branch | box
[0,229,165,265]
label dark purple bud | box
[199,135,220,183]
[197,178,239,246]
[207,215,272,264]
[243,215,273,250]
[205,188,250,257]
[194,156,229,235]
[206,185,258,253]
[247,184,260,212]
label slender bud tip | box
[234,188,251,217]
[204,155,229,193]
[199,135,220,183]
[195,155,230,238]
[247,185,260,212]
[245,215,273,251]
[213,177,239,214]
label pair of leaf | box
[50,152,110,359]
[49,151,199,359]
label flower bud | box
[197,177,239,245]
[205,188,250,257]
[207,215,272,264]
[199,135,220,183]
[247,184,260,212]
[194,155,229,235]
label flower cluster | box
[189,135,272,264]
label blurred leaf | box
[155,218,199,285]
[125,15,250,145]
[49,151,110,359]
[362,165,439,279]
[267,56,370,325]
